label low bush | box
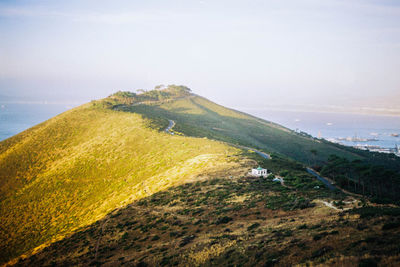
[215,216,233,225]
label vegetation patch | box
[3,87,400,266]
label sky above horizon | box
[1,0,399,111]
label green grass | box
[0,102,244,264]
[2,87,400,265]
[117,94,400,170]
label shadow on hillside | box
[16,170,400,267]
[117,98,369,167]
[15,169,343,267]
[14,176,278,266]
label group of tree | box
[320,155,400,204]
[109,85,191,104]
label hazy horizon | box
[1,0,399,113]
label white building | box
[251,166,268,177]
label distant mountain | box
[1,85,400,266]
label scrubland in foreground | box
[2,86,400,266]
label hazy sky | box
[1,0,399,110]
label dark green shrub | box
[215,216,233,225]
[151,235,160,241]
[358,258,378,267]
[179,235,196,247]
[297,224,308,229]
[247,223,260,231]
[311,246,333,258]
[382,221,400,230]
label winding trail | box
[163,119,339,192]
[237,147,340,192]
[165,120,175,134]
[249,148,271,160]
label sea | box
[241,108,400,150]
[0,103,78,141]
[1,104,399,151]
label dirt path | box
[165,119,175,134]
[315,199,356,211]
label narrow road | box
[163,120,337,192]
[306,168,336,191]
[165,119,175,134]
[233,145,271,159]
[162,120,337,192]
[161,119,351,196]
[251,148,271,160]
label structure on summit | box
[251,166,268,177]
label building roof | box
[257,166,263,170]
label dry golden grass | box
[187,240,238,265]
[3,90,400,266]
[0,102,244,264]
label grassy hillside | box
[2,86,400,265]
[14,155,400,266]
[0,100,246,264]
[115,91,400,171]
[113,87,400,203]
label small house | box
[251,166,268,177]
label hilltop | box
[110,86,400,169]
[1,85,400,266]
[0,88,244,264]
[111,86,400,203]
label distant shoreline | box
[237,105,400,117]
[0,100,85,106]
[239,107,400,151]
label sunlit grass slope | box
[2,86,399,265]
[0,102,244,264]
[16,161,400,267]
[120,95,376,166]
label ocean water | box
[0,103,76,141]
[242,109,400,149]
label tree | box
[154,84,165,90]
[310,149,318,167]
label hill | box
[113,87,400,170]
[113,86,400,203]
[1,85,400,266]
[13,156,400,266]
[0,96,246,264]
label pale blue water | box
[242,109,400,149]
[0,103,76,141]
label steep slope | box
[117,93,400,170]
[119,90,400,203]
[2,86,400,265]
[14,156,400,267]
[0,101,246,264]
